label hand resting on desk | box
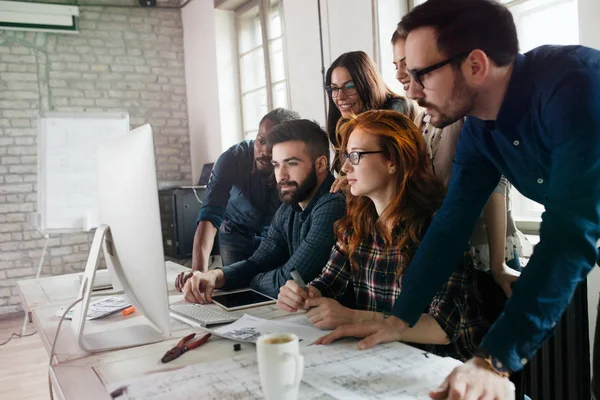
[278,280,381,330]
[182,270,226,304]
[175,271,193,292]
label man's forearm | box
[192,221,218,272]
[483,191,507,274]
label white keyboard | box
[169,304,238,327]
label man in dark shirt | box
[316,1,600,399]
[175,108,300,291]
[182,119,346,301]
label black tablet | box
[211,289,276,311]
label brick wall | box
[0,4,191,316]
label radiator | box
[520,281,591,400]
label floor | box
[0,315,49,400]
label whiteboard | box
[38,112,129,232]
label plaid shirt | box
[310,228,489,361]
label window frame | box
[235,0,289,140]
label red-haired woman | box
[277,110,489,361]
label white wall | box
[578,0,600,368]
[376,0,408,94]
[182,0,223,183]
[282,0,327,124]
[320,0,375,64]
[283,0,377,124]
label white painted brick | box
[9,165,36,174]
[0,242,19,252]
[8,146,36,156]
[0,251,21,261]
[0,54,36,64]
[7,268,34,278]
[0,7,191,314]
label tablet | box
[211,289,276,311]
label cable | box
[191,187,203,205]
[0,330,38,346]
[48,297,83,400]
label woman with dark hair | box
[277,110,488,361]
[325,51,416,169]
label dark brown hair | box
[325,51,416,151]
[398,0,518,66]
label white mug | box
[256,332,304,400]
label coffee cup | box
[256,333,304,400]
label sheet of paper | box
[107,351,333,400]
[301,341,463,400]
[209,314,329,347]
[55,296,130,320]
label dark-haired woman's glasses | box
[341,150,384,165]
[408,52,470,89]
[325,82,358,98]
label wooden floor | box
[0,315,49,400]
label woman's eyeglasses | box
[340,151,384,165]
[325,82,358,98]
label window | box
[505,0,579,222]
[236,0,288,140]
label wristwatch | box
[474,350,511,378]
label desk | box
[18,262,294,399]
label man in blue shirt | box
[175,108,300,291]
[317,0,600,398]
[182,119,346,301]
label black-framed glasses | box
[325,82,358,98]
[408,52,470,89]
[341,150,384,165]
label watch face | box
[491,358,510,373]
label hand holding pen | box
[277,270,322,312]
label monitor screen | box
[198,163,214,186]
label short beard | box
[277,164,318,205]
[424,71,475,129]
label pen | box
[290,269,307,290]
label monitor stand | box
[70,224,165,353]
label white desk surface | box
[18,262,296,399]
[47,302,294,399]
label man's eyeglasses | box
[408,52,470,89]
[325,82,358,98]
[341,151,384,165]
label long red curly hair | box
[335,110,445,275]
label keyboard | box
[169,304,238,327]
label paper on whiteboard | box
[209,314,329,347]
[38,113,129,231]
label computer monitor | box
[71,124,171,352]
[197,162,214,186]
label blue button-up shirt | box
[393,45,600,371]
[197,140,281,236]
